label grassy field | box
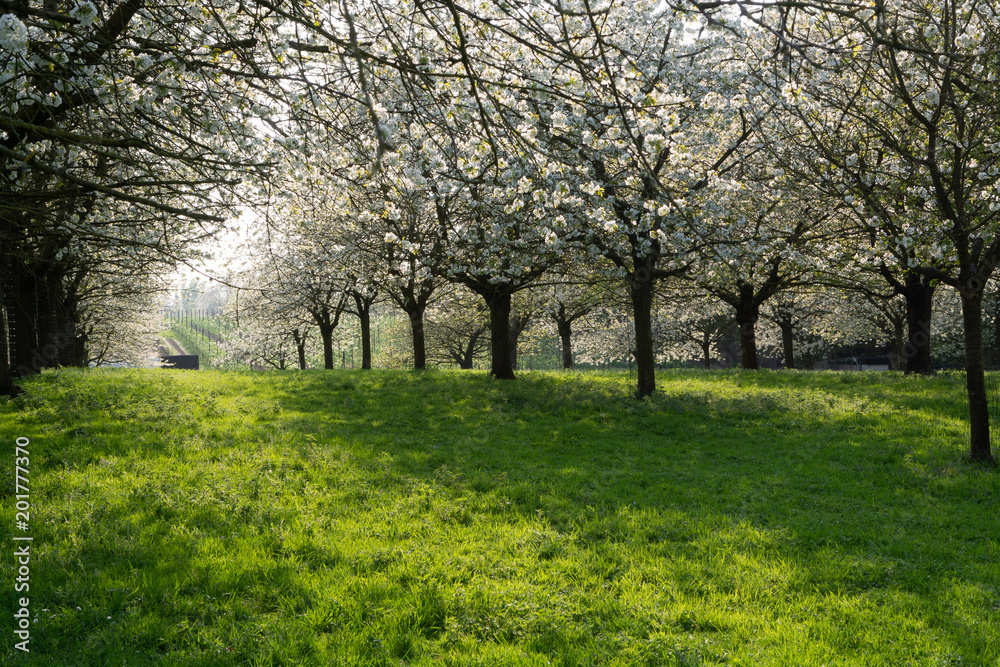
[1,368,998,666]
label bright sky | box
[168,209,255,291]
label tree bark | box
[557,316,573,369]
[902,275,935,374]
[10,268,40,376]
[890,318,906,371]
[993,289,1000,369]
[51,272,84,367]
[407,306,427,370]
[35,273,59,369]
[960,291,994,463]
[508,313,530,371]
[293,329,307,370]
[779,321,795,369]
[734,292,760,370]
[319,322,334,370]
[485,290,515,379]
[461,331,481,369]
[630,276,655,397]
[0,283,20,397]
[311,298,345,371]
[357,306,372,370]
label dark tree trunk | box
[10,269,40,376]
[557,317,573,369]
[993,289,1000,370]
[902,275,935,374]
[319,324,334,370]
[461,331,480,369]
[311,299,345,371]
[350,291,376,370]
[34,267,86,369]
[53,274,82,367]
[0,284,19,397]
[485,290,515,379]
[407,306,427,370]
[72,328,87,367]
[734,291,760,370]
[779,322,795,370]
[449,325,487,369]
[357,306,372,370]
[33,275,52,369]
[890,318,906,371]
[701,334,712,369]
[56,279,88,368]
[960,290,994,463]
[630,276,655,398]
[36,274,59,368]
[508,313,530,371]
[293,329,307,370]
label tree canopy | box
[3,0,998,462]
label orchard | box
[3,0,999,463]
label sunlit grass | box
[2,368,998,665]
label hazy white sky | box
[169,209,254,290]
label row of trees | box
[222,258,995,372]
[3,0,998,461]
[0,0,290,390]
[226,0,998,461]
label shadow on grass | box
[262,369,999,663]
[2,368,997,665]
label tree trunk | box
[454,328,483,369]
[557,317,573,369]
[890,318,906,371]
[960,291,994,463]
[508,314,530,371]
[52,273,86,367]
[10,269,40,377]
[461,332,478,369]
[993,289,1000,370]
[73,327,87,367]
[902,275,934,374]
[630,276,655,397]
[357,306,372,370]
[407,306,427,370]
[701,334,712,369]
[320,324,334,370]
[34,274,57,369]
[312,301,345,371]
[0,284,19,397]
[734,293,760,370]
[57,290,87,367]
[293,329,307,370]
[485,290,515,379]
[779,321,795,369]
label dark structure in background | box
[160,355,199,370]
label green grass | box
[2,368,998,666]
